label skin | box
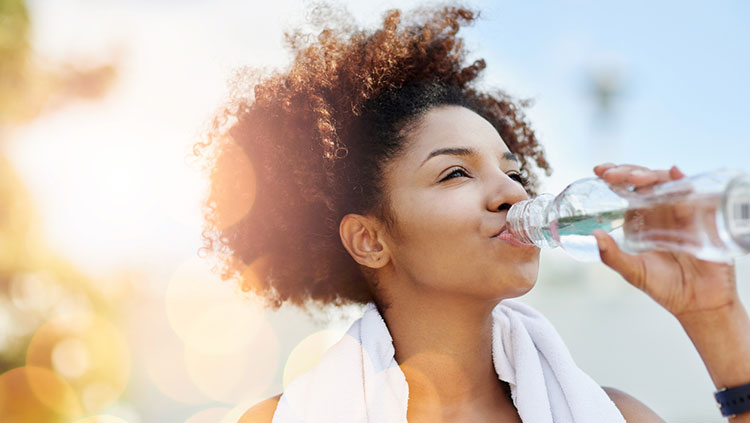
[241,106,750,422]
[340,105,538,422]
[594,163,750,423]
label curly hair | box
[193,4,551,314]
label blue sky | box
[462,0,750,190]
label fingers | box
[593,163,686,188]
[593,229,646,290]
[669,165,686,179]
[603,165,666,186]
[593,163,617,176]
[594,163,649,185]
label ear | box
[339,214,390,269]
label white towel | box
[272,299,625,423]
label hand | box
[591,163,739,321]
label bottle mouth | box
[506,199,535,245]
[506,193,560,249]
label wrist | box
[676,295,744,331]
[676,298,750,390]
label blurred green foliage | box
[0,0,118,126]
[0,0,31,124]
[0,0,122,374]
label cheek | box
[386,185,540,294]
[394,194,478,250]
[390,199,483,279]
[400,185,477,226]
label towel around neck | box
[272,299,625,423]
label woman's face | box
[381,105,540,301]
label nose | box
[487,171,529,213]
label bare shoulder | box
[238,393,282,423]
[602,386,665,423]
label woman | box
[195,5,750,422]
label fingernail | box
[632,170,646,177]
[670,165,685,178]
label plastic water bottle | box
[506,168,750,263]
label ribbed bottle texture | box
[507,169,750,263]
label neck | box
[380,284,511,417]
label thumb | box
[593,229,646,290]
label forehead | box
[403,105,511,160]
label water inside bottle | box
[549,190,750,262]
[550,210,626,262]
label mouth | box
[491,225,507,238]
[491,224,537,249]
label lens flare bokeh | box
[282,329,344,390]
[0,365,81,421]
[184,407,232,423]
[2,1,749,421]
[26,312,131,415]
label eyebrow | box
[420,147,519,167]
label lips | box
[491,225,507,238]
[492,225,536,248]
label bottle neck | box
[507,194,558,248]
[507,200,534,244]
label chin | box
[504,263,539,298]
[511,280,536,298]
